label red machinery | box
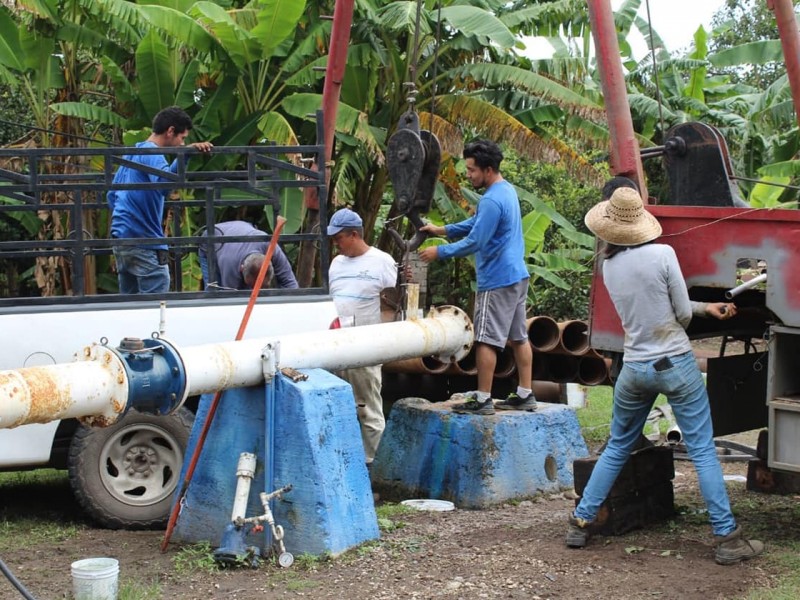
[587,0,800,474]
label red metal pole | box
[322,0,355,171]
[161,218,287,552]
[296,0,355,287]
[586,0,649,201]
[770,0,800,129]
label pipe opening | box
[544,454,558,482]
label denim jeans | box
[574,350,736,536]
[198,251,210,290]
[113,246,169,294]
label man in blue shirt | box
[107,106,213,294]
[198,220,298,290]
[418,139,534,415]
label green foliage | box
[576,385,613,445]
[118,580,162,600]
[172,542,219,575]
[375,501,414,532]
[503,156,598,320]
[0,85,32,144]
[293,551,332,570]
[710,0,787,89]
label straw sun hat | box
[584,187,662,246]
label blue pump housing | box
[112,336,186,416]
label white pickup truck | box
[0,143,337,529]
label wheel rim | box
[98,422,184,507]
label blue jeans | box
[198,251,210,290]
[574,350,736,536]
[113,246,169,294]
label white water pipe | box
[725,272,767,300]
[181,305,471,396]
[231,453,257,522]
[0,306,472,430]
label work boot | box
[495,392,538,412]
[713,526,764,565]
[452,395,495,415]
[565,513,592,548]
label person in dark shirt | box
[198,220,298,290]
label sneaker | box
[496,392,538,412]
[452,396,495,415]
[565,513,592,548]
[714,526,764,565]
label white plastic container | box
[400,499,455,511]
[566,383,587,409]
[71,557,119,600]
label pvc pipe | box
[724,273,767,299]
[0,345,127,429]
[181,305,472,396]
[231,453,257,522]
[0,306,472,429]
[265,378,276,549]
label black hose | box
[0,556,38,600]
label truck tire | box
[68,408,194,529]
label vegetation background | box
[1,0,797,317]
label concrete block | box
[371,398,589,508]
[172,368,379,556]
[573,446,676,535]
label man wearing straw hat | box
[418,139,534,415]
[566,186,764,565]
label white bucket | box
[71,557,119,600]
[566,383,587,409]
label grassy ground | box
[2,394,799,599]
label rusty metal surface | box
[589,205,800,352]
[0,344,128,430]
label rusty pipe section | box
[180,305,472,396]
[527,316,560,352]
[0,344,127,429]
[557,320,590,355]
[0,306,472,430]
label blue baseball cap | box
[327,208,363,236]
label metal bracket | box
[261,340,281,382]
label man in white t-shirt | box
[327,208,398,464]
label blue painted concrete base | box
[172,368,379,556]
[371,398,589,508]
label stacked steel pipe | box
[526,317,611,386]
[381,315,613,404]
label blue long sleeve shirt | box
[438,179,529,291]
[107,141,175,250]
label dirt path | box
[0,453,784,600]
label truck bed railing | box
[0,120,329,305]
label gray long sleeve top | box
[602,243,708,362]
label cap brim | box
[327,225,344,236]
[584,201,662,246]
